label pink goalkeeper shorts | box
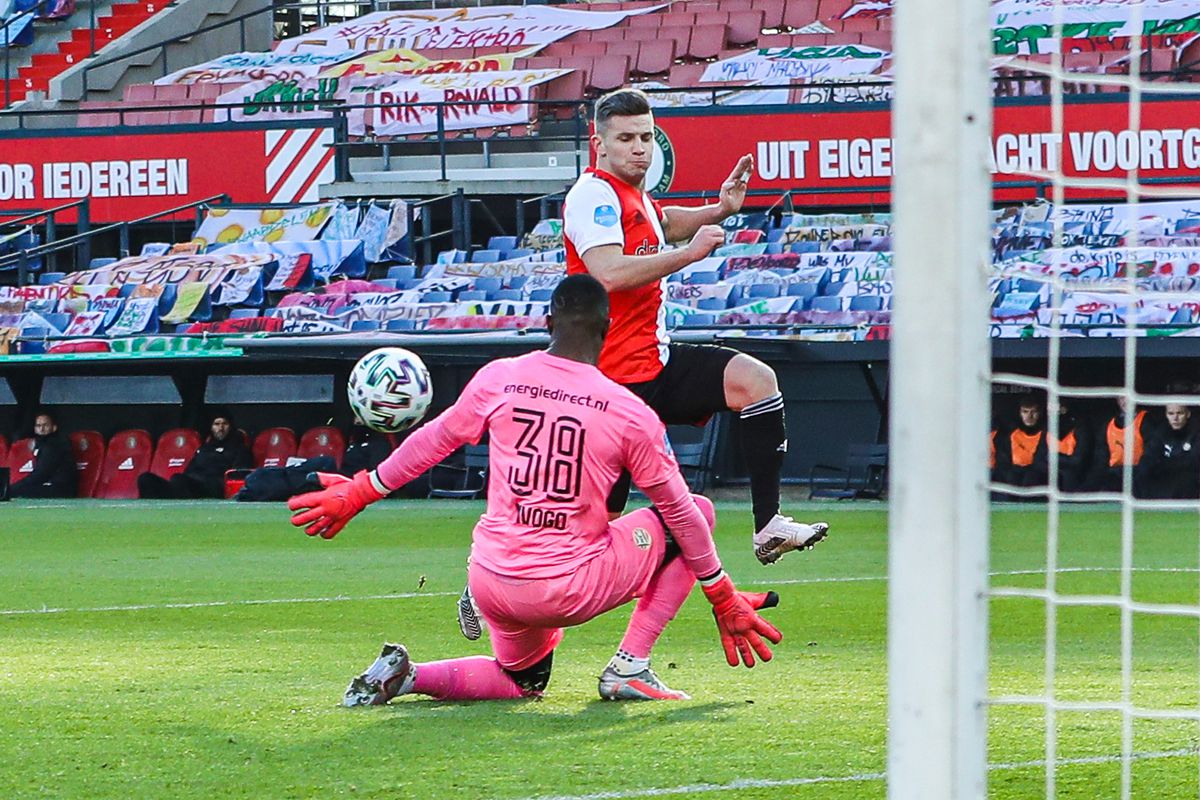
[468,506,668,671]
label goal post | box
[887,0,994,797]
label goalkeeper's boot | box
[753,516,829,565]
[343,642,416,707]
[457,584,486,641]
[598,666,691,701]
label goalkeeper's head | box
[547,274,611,365]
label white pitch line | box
[0,591,458,617]
[519,748,1200,800]
[2,567,1197,617]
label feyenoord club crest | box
[647,125,676,194]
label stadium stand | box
[5,436,35,480]
[68,429,104,498]
[93,428,152,499]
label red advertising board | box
[0,126,335,223]
[651,98,1200,205]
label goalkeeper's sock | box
[411,656,529,700]
[737,392,786,532]
[607,649,650,677]
[618,555,696,659]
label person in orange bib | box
[1086,396,1150,493]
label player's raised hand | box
[718,154,754,215]
[700,572,782,667]
[288,470,386,539]
[686,224,726,261]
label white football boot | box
[457,584,486,641]
[753,515,830,565]
[343,642,416,707]
[598,666,691,701]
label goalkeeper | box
[289,274,782,704]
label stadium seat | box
[94,430,153,499]
[470,249,502,263]
[297,426,347,469]
[490,289,524,301]
[38,272,65,285]
[420,291,454,303]
[472,277,503,294]
[351,320,381,332]
[228,308,260,320]
[588,55,632,91]
[487,236,518,252]
[387,265,417,282]
[732,229,766,244]
[428,444,489,499]
[506,248,535,260]
[635,40,677,75]
[697,297,729,311]
[529,288,555,302]
[506,275,530,291]
[6,437,36,483]
[89,257,118,270]
[810,296,845,312]
[0,434,7,466]
[686,24,726,59]
[787,283,820,306]
[252,427,298,468]
[849,295,884,312]
[748,284,782,299]
[684,270,721,285]
[385,319,417,331]
[456,291,488,302]
[680,313,718,327]
[69,430,105,498]
[149,428,202,480]
[726,9,766,45]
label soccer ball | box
[347,347,433,433]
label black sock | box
[738,393,786,532]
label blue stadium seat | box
[42,312,71,332]
[747,284,781,299]
[487,236,518,252]
[156,284,178,315]
[228,308,260,319]
[175,323,195,334]
[372,278,399,290]
[387,265,417,282]
[470,249,502,263]
[529,288,554,302]
[351,320,381,332]
[849,295,884,312]
[765,228,787,244]
[89,257,118,270]
[457,290,488,302]
[697,297,728,311]
[810,296,845,312]
[789,242,820,254]
[823,281,846,296]
[994,291,1041,317]
[1014,277,1045,294]
[38,272,66,285]
[684,270,720,285]
[786,284,819,309]
[506,275,529,291]
[764,243,784,255]
[436,249,467,264]
[679,313,717,327]
[140,242,171,257]
[421,291,454,303]
[472,277,503,294]
[400,279,425,290]
[490,289,523,301]
[386,319,417,331]
[117,283,137,298]
[506,248,534,260]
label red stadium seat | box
[782,0,820,30]
[544,70,587,118]
[726,10,766,46]
[752,0,786,30]
[69,430,105,498]
[668,63,707,87]
[686,24,727,60]
[0,433,6,466]
[635,40,677,76]
[253,427,298,468]
[149,428,202,480]
[123,84,155,102]
[94,430,153,499]
[733,229,765,244]
[624,26,660,43]
[6,437,35,482]
[659,26,693,57]
[297,427,347,469]
[816,0,854,20]
[588,55,632,92]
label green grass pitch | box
[1,500,1198,799]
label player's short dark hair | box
[594,88,652,135]
[208,407,235,426]
[550,274,610,333]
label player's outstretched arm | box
[583,227,725,293]
[660,154,754,242]
[289,471,386,539]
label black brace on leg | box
[503,650,554,693]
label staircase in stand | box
[3,2,164,106]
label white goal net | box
[890,1,1200,798]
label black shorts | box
[607,343,740,513]
[623,343,740,426]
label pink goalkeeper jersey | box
[375,350,701,579]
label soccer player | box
[289,274,782,704]
[562,87,828,565]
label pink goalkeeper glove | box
[288,471,386,539]
[700,573,783,668]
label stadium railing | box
[0,198,90,276]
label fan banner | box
[274,4,666,55]
[700,45,888,84]
[192,203,337,247]
[153,51,355,86]
[58,253,272,306]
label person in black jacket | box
[138,411,253,499]
[10,412,77,498]
[1136,403,1200,499]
